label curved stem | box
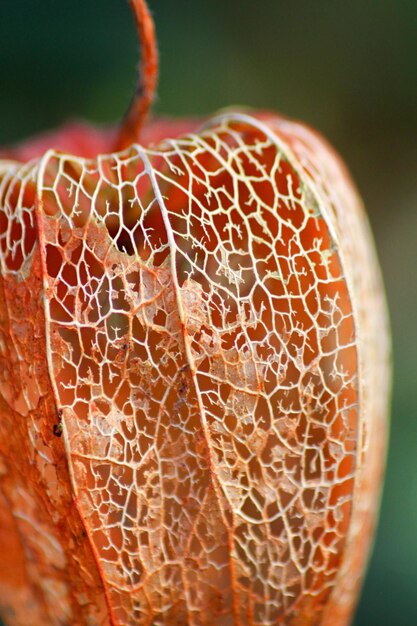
[115,0,158,151]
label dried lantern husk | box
[0,3,390,626]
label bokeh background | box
[0,1,416,624]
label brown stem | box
[115,0,158,151]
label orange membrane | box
[0,110,387,626]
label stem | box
[115,0,158,151]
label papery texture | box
[0,113,389,626]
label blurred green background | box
[0,1,416,624]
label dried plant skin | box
[0,112,389,626]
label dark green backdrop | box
[1,1,416,625]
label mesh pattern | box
[0,113,388,626]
